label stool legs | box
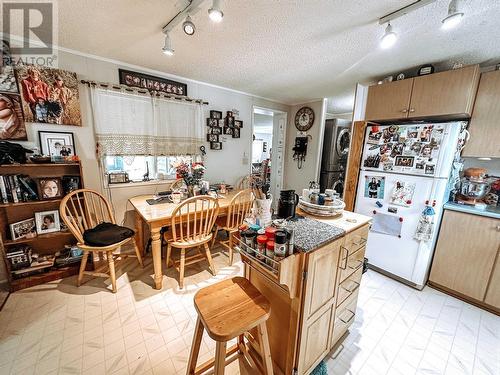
[179,248,186,289]
[77,251,89,287]
[214,341,227,375]
[257,323,274,375]
[187,318,204,374]
[107,251,117,293]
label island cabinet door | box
[297,238,342,374]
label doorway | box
[251,107,287,203]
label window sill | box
[106,179,176,190]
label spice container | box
[256,235,267,260]
[285,226,295,256]
[274,231,287,257]
[266,240,275,266]
[265,227,277,240]
[241,230,256,254]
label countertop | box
[444,202,500,220]
[289,209,372,252]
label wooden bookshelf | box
[0,162,85,292]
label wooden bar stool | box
[187,277,274,375]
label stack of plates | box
[298,198,345,217]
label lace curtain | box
[90,87,204,156]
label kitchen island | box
[236,209,371,375]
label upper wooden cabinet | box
[462,70,500,158]
[429,210,500,307]
[365,65,480,122]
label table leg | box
[135,212,144,256]
[151,227,163,289]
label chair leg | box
[107,251,117,293]
[132,239,144,268]
[77,251,89,287]
[211,224,218,249]
[228,232,234,266]
[166,243,172,268]
[179,248,186,289]
[203,243,216,276]
[257,323,274,375]
[187,317,204,374]
[214,341,227,375]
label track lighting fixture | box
[182,15,196,35]
[380,23,397,49]
[208,0,224,23]
[162,33,174,56]
[442,0,464,30]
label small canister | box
[265,227,277,240]
[256,235,267,260]
[249,224,261,232]
[242,230,256,254]
[285,226,295,256]
[274,231,287,257]
[266,240,275,267]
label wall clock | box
[295,107,315,131]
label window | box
[105,155,191,181]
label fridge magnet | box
[382,126,398,143]
[388,206,398,214]
[419,126,431,142]
[415,158,426,170]
[375,201,383,208]
[410,141,423,154]
[380,143,392,155]
[420,144,433,157]
[382,160,394,171]
[371,212,403,237]
[424,160,436,175]
[390,143,404,158]
[394,155,414,168]
[389,180,416,207]
[407,127,418,138]
[430,127,443,149]
[364,176,385,199]
[367,130,382,144]
[363,153,381,168]
[414,205,435,242]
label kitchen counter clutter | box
[234,209,371,375]
[444,201,500,220]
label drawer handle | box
[352,237,367,247]
[348,259,364,271]
[340,246,349,270]
[341,280,360,294]
[409,108,415,113]
[401,109,408,113]
[339,309,355,324]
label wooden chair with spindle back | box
[236,175,252,190]
[211,189,254,265]
[59,189,144,293]
[170,178,186,191]
[165,195,220,289]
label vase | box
[187,185,195,197]
[255,195,273,227]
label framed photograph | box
[15,66,81,126]
[217,119,225,127]
[118,69,187,96]
[0,93,27,140]
[10,218,37,241]
[210,127,222,135]
[394,156,414,168]
[62,176,81,194]
[210,110,222,119]
[207,118,218,127]
[210,142,222,150]
[37,177,63,200]
[225,117,235,127]
[364,175,385,199]
[35,210,61,234]
[38,131,76,157]
[224,127,233,135]
[207,134,219,142]
[0,66,19,93]
[234,120,243,128]
[232,128,240,138]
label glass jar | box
[274,231,287,257]
[256,235,267,260]
[266,240,275,267]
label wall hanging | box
[206,110,243,150]
[119,69,187,96]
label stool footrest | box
[194,344,239,375]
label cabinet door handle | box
[340,246,349,270]
[339,309,355,324]
[496,225,500,232]
[348,259,364,271]
[409,108,415,113]
[401,109,408,113]
[341,280,360,293]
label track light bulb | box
[442,0,464,30]
[208,0,223,22]
[380,23,397,49]
[182,15,196,35]
[162,33,174,56]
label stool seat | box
[194,276,271,342]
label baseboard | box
[367,264,423,290]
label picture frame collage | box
[206,110,243,150]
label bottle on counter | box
[274,230,287,257]
[285,226,295,256]
[241,230,256,255]
[265,226,277,240]
[266,240,275,267]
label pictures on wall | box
[232,128,240,138]
[35,210,61,234]
[209,110,222,119]
[206,109,244,151]
[364,175,385,199]
[207,134,219,142]
[0,66,19,93]
[16,66,81,126]
[210,142,222,150]
[38,131,76,157]
[10,218,37,241]
[0,92,26,140]
[119,69,187,96]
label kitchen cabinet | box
[484,252,500,308]
[364,65,480,122]
[462,69,500,158]
[429,209,500,311]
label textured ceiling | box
[49,1,500,112]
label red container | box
[265,227,277,240]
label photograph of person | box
[38,178,63,199]
[0,93,27,140]
[35,210,61,234]
[364,176,385,199]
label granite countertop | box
[444,202,500,220]
[286,216,346,252]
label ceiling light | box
[162,33,174,56]
[182,15,196,35]
[380,23,397,49]
[208,0,224,22]
[442,0,464,30]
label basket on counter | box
[297,197,345,217]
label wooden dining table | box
[129,191,239,289]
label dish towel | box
[311,361,328,375]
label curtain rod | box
[80,79,209,105]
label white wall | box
[283,99,327,193]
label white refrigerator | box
[354,122,465,289]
